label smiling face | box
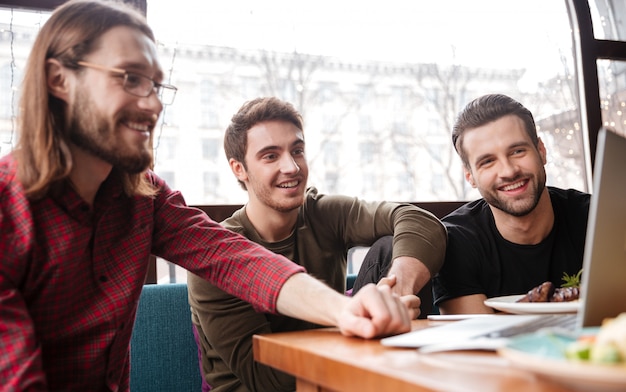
[231,119,308,213]
[462,114,548,217]
[65,26,163,173]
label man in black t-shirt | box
[433,94,590,314]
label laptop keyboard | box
[488,314,578,338]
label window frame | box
[568,0,626,177]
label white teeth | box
[127,122,149,132]
[278,181,298,188]
[502,181,525,191]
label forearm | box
[276,273,347,326]
[438,294,493,315]
[387,256,431,295]
[277,274,413,338]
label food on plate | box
[516,281,580,303]
[516,269,582,303]
[565,313,626,364]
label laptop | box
[381,127,626,349]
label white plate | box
[484,294,579,314]
[498,329,626,392]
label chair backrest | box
[130,283,202,392]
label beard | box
[246,172,306,213]
[255,184,304,213]
[66,88,153,174]
[481,170,547,217]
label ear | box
[229,158,248,183]
[464,166,477,188]
[537,137,547,165]
[46,58,71,101]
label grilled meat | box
[516,281,580,303]
[517,281,554,302]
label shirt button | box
[99,275,108,283]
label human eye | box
[477,157,494,168]
[262,152,277,161]
[124,72,145,89]
[292,147,305,156]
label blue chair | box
[346,273,357,291]
[130,283,202,392]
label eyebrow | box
[117,61,164,80]
[255,139,305,157]
[472,141,531,166]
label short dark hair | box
[452,94,538,167]
[224,97,304,189]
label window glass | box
[146,0,585,204]
[598,59,626,136]
[0,2,588,206]
[0,8,50,158]
[590,0,626,41]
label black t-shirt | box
[433,187,590,305]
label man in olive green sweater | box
[187,97,447,392]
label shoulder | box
[548,186,590,213]
[220,206,248,234]
[0,154,17,183]
[443,199,491,227]
[0,154,23,201]
[302,186,366,212]
[548,186,590,203]
[548,187,590,230]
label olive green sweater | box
[187,187,446,392]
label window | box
[1,0,625,284]
[201,138,219,161]
[144,0,596,204]
[202,171,219,198]
[199,79,220,129]
[323,140,340,167]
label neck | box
[491,188,554,245]
[68,145,113,207]
[244,201,299,243]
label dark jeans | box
[351,236,434,318]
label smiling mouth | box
[125,121,152,133]
[277,180,299,189]
[500,180,527,192]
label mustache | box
[119,110,159,128]
[495,174,528,187]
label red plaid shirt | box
[0,154,303,391]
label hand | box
[335,284,412,339]
[376,275,421,319]
[386,257,431,296]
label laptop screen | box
[578,127,626,327]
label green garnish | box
[561,268,583,288]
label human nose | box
[499,158,520,178]
[280,154,300,174]
[138,89,163,114]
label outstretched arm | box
[276,273,414,338]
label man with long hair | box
[0,2,417,390]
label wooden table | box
[253,320,572,392]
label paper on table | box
[417,337,510,353]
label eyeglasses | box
[76,61,177,105]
